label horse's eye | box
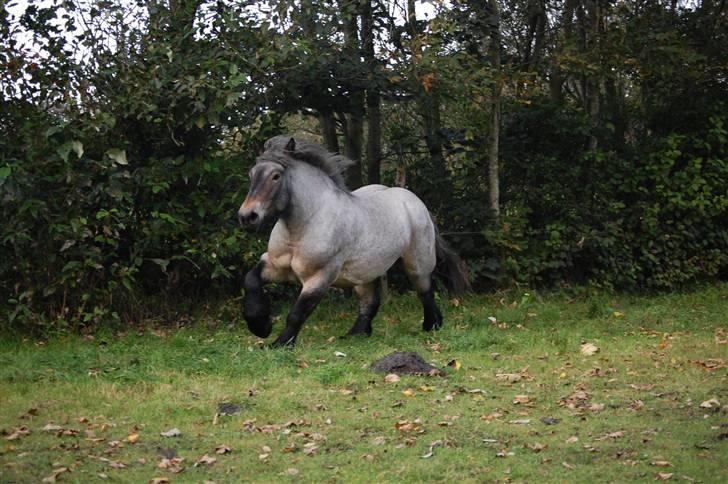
[272,173,281,181]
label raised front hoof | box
[245,314,273,338]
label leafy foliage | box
[1,0,726,332]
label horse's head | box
[237,138,295,230]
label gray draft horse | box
[238,135,470,347]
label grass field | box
[1,284,726,483]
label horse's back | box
[335,184,435,286]
[353,183,426,210]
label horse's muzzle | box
[238,210,263,231]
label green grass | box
[1,284,727,483]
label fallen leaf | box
[656,472,673,480]
[42,424,63,433]
[588,403,605,412]
[595,431,624,440]
[566,436,579,444]
[631,400,645,411]
[526,442,546,452]
[126,433,139,444]
[715,328,727,345]
[508,419,531,425]
[629,383,655,391]
[691,359,725,371]
[302,442,318,455]
[160,428,182,438]
[513,394,530,404]
[402,388,415,397]
[580,342,599,356]
[395,420,417,432]
[158,457,184,470]
[215,444,232,454]
[372,436,386,445]
[19,408,39,419]
[447,359,461,371]
[4,426,31,440]
[540,416,560,425]
[41,467,68,483]
[651,461,672,467]
[562,462,574,469]
[149,479,170,484]
[285,468,299,476]
[384,373,400,383]
[480,412,503,422]
[558,389,591,409]
[334,351,347,357]
[194,454,217,467]
[699,398,720,409]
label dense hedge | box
[2,1,726,332]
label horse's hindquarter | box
[336,186,435,286]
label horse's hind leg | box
[402,231,443,331]
[345,278,381,337]
[418,282,443,331]
[403,259,443,332]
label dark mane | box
[258,135,354,190]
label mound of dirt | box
[370,351,444,376]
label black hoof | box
[423,317,443,332]
[344,327,372,338]
[245,315,273,338]
[269,335,296,348]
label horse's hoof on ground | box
[268,335,296,348]
[343,329,372,338]
[245,315,273,338]
[422,320,443,331]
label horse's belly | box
[334,252,400,287]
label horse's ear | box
[285,137,296,152]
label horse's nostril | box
[248,212,259,222]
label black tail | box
[434,227,471,297]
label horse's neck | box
[282,164,348,235]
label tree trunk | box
[487,0,501,220]
[344,101,364,188]
[585,0,601,151]
[362,0,382,185]
[408,0,449,206]
[319,112,339,153]
[341,4,364,188]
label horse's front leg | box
[243,260,273,338]
[270,269,337,348]
[244,255,292,338]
